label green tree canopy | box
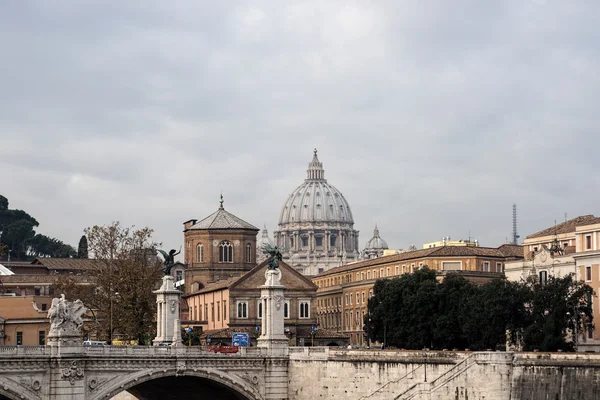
[0,195,76,260]
[365,268,594,352]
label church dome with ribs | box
[278,152,354,226]
[274,149,360,276]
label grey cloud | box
[1,0,599,252]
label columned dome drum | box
[274,149,360,275]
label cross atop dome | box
[219,193,224,209]
[307,148,326,181]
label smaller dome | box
[365,225,388,250]
[362,225,389,260]
[256,226,274,263]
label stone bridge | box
[3,346,600,400]
[0,345,286,400]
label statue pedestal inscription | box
[153,275,182,346]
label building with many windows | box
[181,197,348,346]
[313,244,523,346]
[274,150,360,276]
[505,215,600,351]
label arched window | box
[219,241,233,263]
[245,243,252,263]
[196,244,204,263]
[299,301,310,318]
[237,301,248,318]
[284,301,290,319]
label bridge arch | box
[90,368,263,400]
[0,376,38,400]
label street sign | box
[232,333,249,347]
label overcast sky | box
[1,1,599,255]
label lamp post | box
[110,290,119,345]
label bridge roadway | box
[0,345,285,400]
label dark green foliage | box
[365,267,594,352]
[77,235,88,258]
[521,274,594,352]
[0,195,75,260]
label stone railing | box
[0,346,47,355]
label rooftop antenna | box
[512,204,517,244]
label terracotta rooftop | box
[31,258,98,271]
[526,215,600,239]
[497,244,524,258]
[186,206,259,231]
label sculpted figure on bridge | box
[48,294,87,336]
[263,243,284,270]
[157,248,181,276]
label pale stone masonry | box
[153,275,183,346]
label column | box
[153,275,183,346]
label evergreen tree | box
[77,235,88,258]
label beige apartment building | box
[505,215,600,351]
[313,244,523,346]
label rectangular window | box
[315,236,323,247]
[284,301,290,319]
[356,311,360,326]
[299,301,310,318]
[362,292,365,303]
[217,301,220,321]
[442,261,461,271]
[211,303,215,321]
[482,261,490,272]
[16,332,23,346]
[34,287,41,296]
[395,266,399,275]
[586,235,592,250]
[204,304,208,321]
[367,271,371,279]
[41,303,47,311]
[330,236,336,247]
[361,272,364,280]
[38,330,45,345]
[402,265,406,273]
[237,301,248,318]
[356,293,359,304]
[586,266,592,282]
[302,236,308,247]
[496,262,503,273]
[257,300,263,319]
[539,270,548,285]
[345,294,349,305]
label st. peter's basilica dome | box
[274,149,360,276]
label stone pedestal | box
[257,269,289,399]
[258,269,289,354]
[153,276,183,346]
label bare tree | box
[54,222,163,344]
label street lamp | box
[110,290,119,345]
